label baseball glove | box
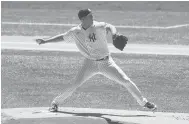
[112,34,128,51]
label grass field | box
[1,50,189,113]
[1,1,189,115]
[2,1,189,11]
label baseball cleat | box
[144,102,157,111]
[49,103,58,112]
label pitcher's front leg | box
[100,59,147,106]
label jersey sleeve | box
[104,23,117,35]
[62,27,77,42]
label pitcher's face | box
[81,13,93,27]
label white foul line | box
[1,36,189,56]
[2,22,189,29]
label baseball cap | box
[78,9,92,20]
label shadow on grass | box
[56,110,155,124]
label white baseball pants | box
[52,56,147,106]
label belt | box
[95,56,109,61]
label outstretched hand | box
[36,39,46,45]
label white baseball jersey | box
[62,21,115,60]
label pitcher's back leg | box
[51,58,98,107]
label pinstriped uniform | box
[52,21,148,106]
[63,21,110,60]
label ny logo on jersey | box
[88,33,96,42]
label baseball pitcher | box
[36,9,157,112]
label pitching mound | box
[2,107,189,124]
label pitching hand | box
[36,39,46,45]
